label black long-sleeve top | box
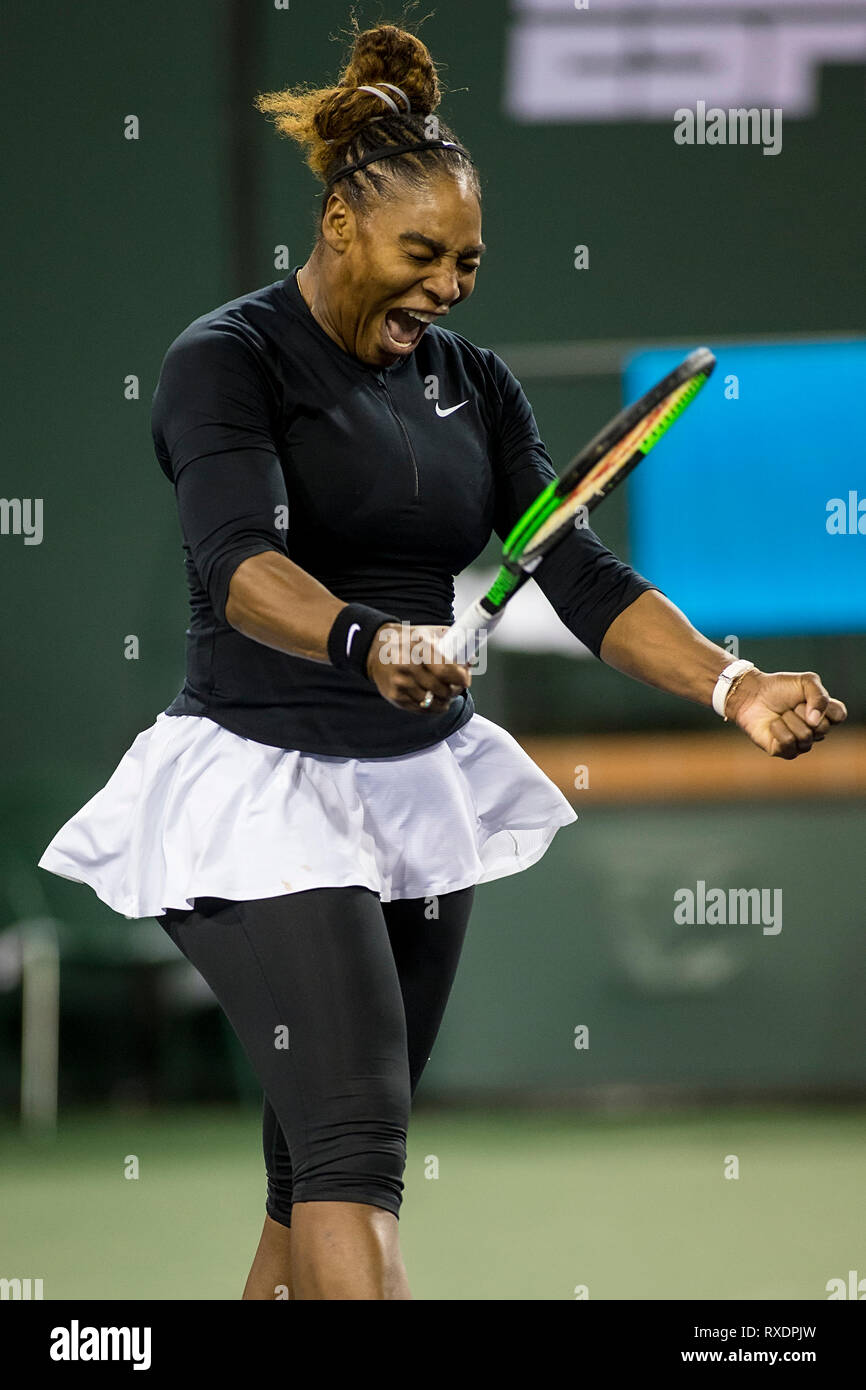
[151,268,656,756]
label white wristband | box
[712,659,756,720]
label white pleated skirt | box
[37,711,577,919]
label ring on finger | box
[419,690,434,709]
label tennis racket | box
[438,346,716,665]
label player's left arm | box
[599,589,848,759]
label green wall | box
[425,799,866,1096]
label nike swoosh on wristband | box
[435,400,469,418]
[346,622,361,655]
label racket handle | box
[437,599,504,666]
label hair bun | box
[254,21,442,179]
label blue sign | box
[626,341,866,636]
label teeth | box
[403,309,437,323]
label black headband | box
[324,138,474,190]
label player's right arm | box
[153,328,467,713]
[225,552,468,712]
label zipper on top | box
[379,373,419,501]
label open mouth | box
[382,307,439,354]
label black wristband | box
[327,603,400,682]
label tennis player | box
[38,21,846,1300]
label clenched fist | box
[366,623,471,715]
[725,669,847,759]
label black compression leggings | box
[160,885,474,1224]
